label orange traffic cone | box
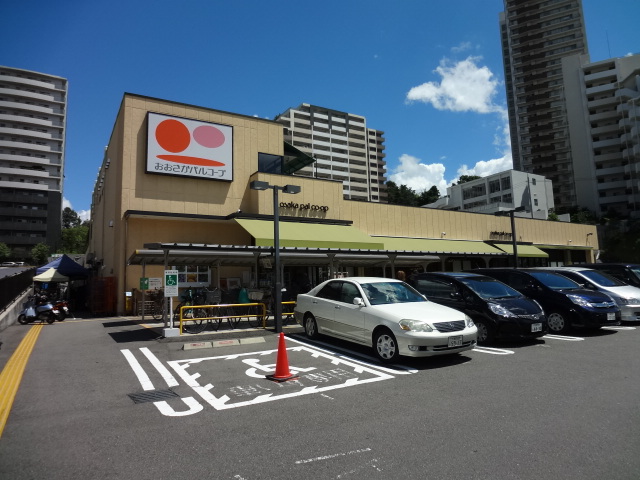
[266,333,299,382]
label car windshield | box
[629,267,640,283]
[529,271,581,290]
[459,277,522,299]
[578,269,626,287]
[360,281,426,305]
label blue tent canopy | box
[36,254,90,279]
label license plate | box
[607,313,615,321]
[531,323,542,332]
[448,335,463,347]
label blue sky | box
[2,0,638,220]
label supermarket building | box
[87,94,599,315]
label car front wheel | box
[475,320,494,344]
[373,329,399,363]
[547,311,570,333]
[304,314,319,339]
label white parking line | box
[543,334,584,341]
[601,326,636,331]
[286,336,419,374]
[472,346,514,355]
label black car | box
[470,268,621,333]
[579,263,640,288]
[407,272,547,344]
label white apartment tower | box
[275,104,387,202]
[0,66,67,257]
[563,54,640,219]
[500,0,589,211]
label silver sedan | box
[294,277,478,363]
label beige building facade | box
[88,94,598,315]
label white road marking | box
[286,336,418,374]
[295,447,372,465]
[543,334,584,341]
[140,347,179,387]
[154,397,203,417]
[121,349,155,391]
[472,346,515,355]
[602,326,636,331]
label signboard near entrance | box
[164,270,179,297]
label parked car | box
[579,263,640,289]
[534,266,640,323]
[293,277,478,363]
[469,269,620,333]
[1,262,16,267]
[406,272,547,344]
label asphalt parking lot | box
[1,317,639,479]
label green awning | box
[492,244,549,258]
[377,237,506,255]
[536,244,593,250]
[236,219,385,249]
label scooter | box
[18,294,60,325]
[53,299,71,320]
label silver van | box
[538,266,640,322]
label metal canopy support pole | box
[273,186,283,333]
[141,260,146,321]
[510,211,519,268]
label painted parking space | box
[121,338,408,417]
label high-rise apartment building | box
[500,0,589,210]
[0,66,67,257]
[563,54,640,218]
[274,104,387,203]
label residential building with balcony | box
[274,103,387,203]
[500,0,589,211]
[563,54,640,219]
[0,66,67,256]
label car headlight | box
[488,303,517,318]
[567,294,592,308]
[617,296,640,305]
[465,315,475,328]
[399,319,433,332]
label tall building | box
[0,66,67,257]
[274,103,387,203]
[563,54,640,219]
[500,0,589,210]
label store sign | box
[146,112,233,181]
[279,202,329,212]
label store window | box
[173,265,210,286]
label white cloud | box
[389,152,514,196]
[451,42,472,54]
[406,56,504,115]
[389,154,449,194]
[454,153,513,181]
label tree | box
[62,207,82,229]
[417,185,440,206]
[61,225,89,253]
[0,242,11,261]
[451,175,481,186]
[31,243,50,265]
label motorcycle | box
[53,299,71,321]
[18,294,60,325]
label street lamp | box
[495,206,525,268]
[250,180,301,332]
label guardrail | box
[0,268,35,313]
[175,301,296,334]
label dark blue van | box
[470,269,620,334]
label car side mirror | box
[353,297,365,306]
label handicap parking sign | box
[164,270,179,296]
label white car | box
[294,277,478,363]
